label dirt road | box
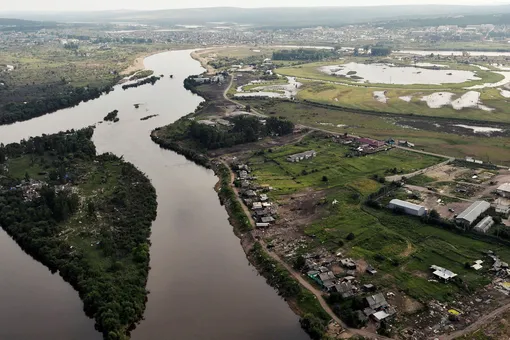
[219,161,392,340]
[437,302,510,340]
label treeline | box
[122,76,160,90]
[188,116,294,150]
[0,129,157,340]
[151,128,210,168]
[272,48,337,61]
[1,85,114,126]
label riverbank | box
[191,50,216,75]
[121,50,168,75]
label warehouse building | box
[455,201,490,228]
[388,199,426,217]
[497,183,510,198]
[473,216,494,234]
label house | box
[455,201,491,228]
[398,140,415,148]
[366,265,378,275]
[388,199,426,217]
[496,205,510,218]
[497,183,510,198]
[244,190,257,198]
[363,284,376,292]
[193,77,210,84]
[358,138,386,148]
[239,170,248,179]
[340,258,357,270]
[261,216,275,223]
[372,311,392,322]
[286,150,317,162]
[365,293,389,311]
[431,265,457,281]
[260,194,268,201]
[473,216,494,233]
[334,282,354,298]
[252,202,263,210]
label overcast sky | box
[2,0,509,12]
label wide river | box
[0,50,308,340]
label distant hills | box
[2,5,510,27]
[0,17,57,31]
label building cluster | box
[191,72,227,84]
[286,150,317,163]
[235,163,277,226]
[333,134,392,155]
[1,179,45,201]
[304,254,395,321]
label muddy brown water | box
[0,50,308,340]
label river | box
[0,50,308,340]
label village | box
[218,123,510,339]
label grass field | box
[245,134,510,302]
[241,100,510,165]
[297,82,510,123]
[248,135,441,196]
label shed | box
[388,199,426,217]
[372,311,391,322]
[261,216,275,223]
[256,223,270,228]
[473,216,494,234]
[431,265,457,281]
[455,201,490,228]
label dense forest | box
[1,84,114,125]
[0,128,157,340]
[272,48,337,61]
[188,116,294,149]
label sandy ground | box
[121,50,170,75]
[191,50,216,75]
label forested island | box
[122,76,160,90]
[0,128,157,340]
[104,109,120,122]
[1,85,114,126]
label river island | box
[0,128,157,340]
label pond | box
[320,62,480,85]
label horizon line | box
[2,3,510,13]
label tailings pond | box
[0,50,308,340]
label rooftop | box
[456,200,490,224]
[498,183,510,193]
[389,199,425,211]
